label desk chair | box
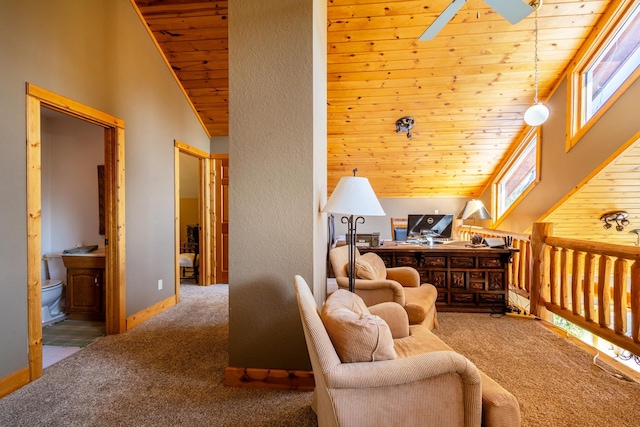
[179,242,199,282]
[390,217,407,241]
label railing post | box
[597,255,612,328]
[613,258,628,336]
[631,261,640,343]
[560,248,570,310]
[549,246,558,304]
[530,222,552,316]
[584,253,595,322]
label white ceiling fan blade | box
[419,0,468,41]
[483,0,534,25]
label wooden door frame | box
[211,154,229,284]
[174,141,211,296]
[26,83,126,381]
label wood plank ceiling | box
[134,0,229,137]
[325,0,610,197]
[133,0,640,246]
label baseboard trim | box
[0,366,30,399]
[126,295,177,330]
[224,367,315,391]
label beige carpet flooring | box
[1,283,639,426]
[434,312,640,427]
[0,284,316,426]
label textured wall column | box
[228,0,327,370]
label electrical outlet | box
[157,279,163,290]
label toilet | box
[42,255,66,325]
[42,279,66,325]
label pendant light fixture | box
[524,0,549,127]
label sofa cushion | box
[321,289,397,363]
[368,302,410,339]
[393,323,522,427]
[355,252,387,280]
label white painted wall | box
[41,110,104,281]
[497,77,640,233]
[0,0,210,379]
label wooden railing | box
[530,222,640,356]
[465,222,640,356]
[459,225,531,296]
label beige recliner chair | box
[293,275,483,427]
[329,245,438,329]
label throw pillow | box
[355,252,387,280]
[321,289,396,363]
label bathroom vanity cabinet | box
[62,254,105,321]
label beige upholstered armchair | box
[294,275,483,427]
[329,245,438,328]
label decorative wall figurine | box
[395,116,415,139]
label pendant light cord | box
[533,7,539,103]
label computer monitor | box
[406,214,454,240]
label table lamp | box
[458,199,492,242]
[323,169,385,292]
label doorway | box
[26,84,126,382]
[175,141,210,296]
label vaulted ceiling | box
[134,0,229,136]
[324,0,610,198]
[133,0,640,246]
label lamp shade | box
[524,102,550,126]
[323,176,385,216]
[458,199,492,220]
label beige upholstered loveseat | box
[294,275,521,427]
[329,245,438,328]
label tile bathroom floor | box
[43,345,81,368]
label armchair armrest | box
[326,350,480,389]
[368,302,409,338]
[386,266,420,287]
[335,277,426,324]
[335,277,406,306]
[325,351,483,427]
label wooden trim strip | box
[175,140,209,158]
[0,367,30,399]
[126,295,177,330]
[104,126,127,335]
[26,93,43,380]
[200,159,212,284]
[224,367,315,391]
[175,146,181,299]
[26,83,124,128]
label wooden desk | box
[359,241,515,313]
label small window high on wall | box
[569,1,640,149]
[492,128,541,222]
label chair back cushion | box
[179,253,195,268]
[329,245,357,279]
[394,227,407,241]
[321,289,396,363]
[355,252,387,280]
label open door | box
[212,155,229,283]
